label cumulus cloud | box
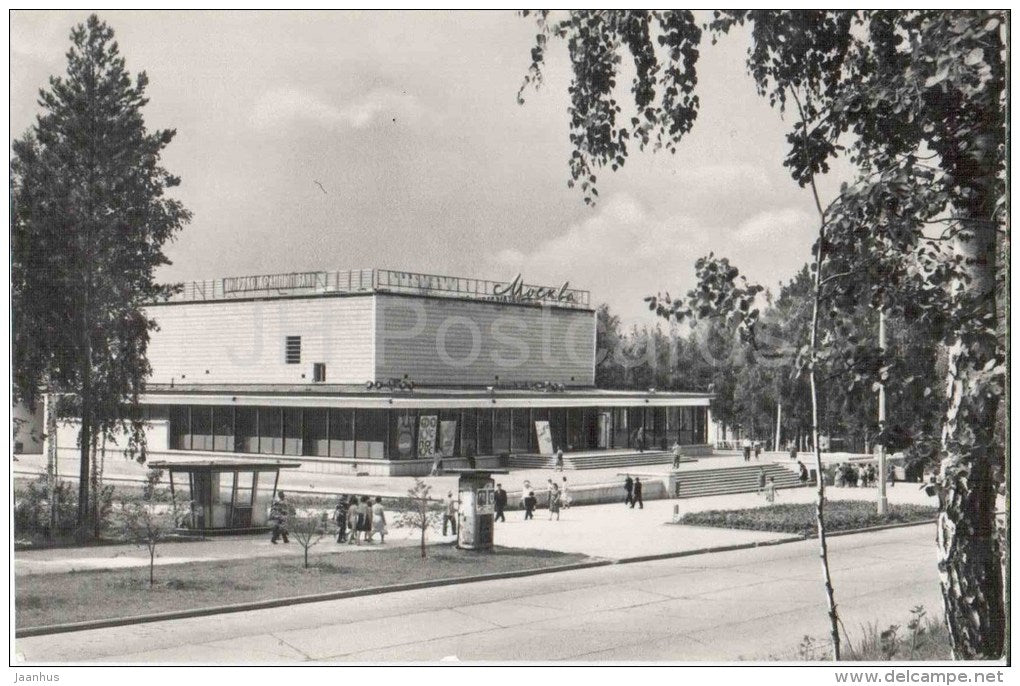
[249,87,422,132]
[484,194,816,327]
[733,207,815,244]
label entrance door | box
[597,412,611,449]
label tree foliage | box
[520,8,1005,660]
[11,15,191,528]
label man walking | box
[742,437,752,462]
[672,441,682,469]
[554,447,564,472]
[757,467,767,495]
[624,475,634,506]
[269,491,291,544]
[333,494,348,543]
[632,477,644,509]
[442,491,458,537]
[494,483,507,522]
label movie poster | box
[397,414,415,458]
[535,420,553,455]
[418,415,438,458]
[440,420,458,457]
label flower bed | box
[677,501,936,537]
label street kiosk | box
[452,469,508,550]
[148,460,301,533]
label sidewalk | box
[15,482,936,576]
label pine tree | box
[11,15,191,533]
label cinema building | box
[105,269,712,476]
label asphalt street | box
[15,524,942,663]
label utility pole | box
[775,403,782,453]
[877,309,888,516]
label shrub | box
[14,476,78,539]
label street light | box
[877,309,888,516]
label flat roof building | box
[56,269,713,475]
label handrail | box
[158,268,591,308]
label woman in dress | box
[357,495,372,543]
[347,496,360,544]
[369,496,387,543]
[548,484,561,521]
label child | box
[524,491,537,520]
[764,477,777,504]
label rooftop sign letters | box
[223,272,324,293]
[490,274,576,305]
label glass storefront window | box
[511,409,530,453]
[460,410,477,457]
[169,406,190,450]
[477,409,493,455]
[283,408,302,456]
[258,407,283,454]
[492,409,510,454]
[330,409,355,457]
[303,408,327,456]
[213,407,234,452]
[235,407,258,453]
[357,409,389,459]
[192,406,213,451]
[566,409,583,451]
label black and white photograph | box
[7,8,1011,676]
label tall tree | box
[518,9,1005,659]
[11,15,191,532]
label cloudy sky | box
[10,10,850,327]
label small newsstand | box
[147,460,301,534]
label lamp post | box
[877,309,888,516]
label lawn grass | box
[15,544,588,629]
[678,501,936,537]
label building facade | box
[58,269,713,475]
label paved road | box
[16,525,943,663]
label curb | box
[15,558,612,639]
[15,518,937,639]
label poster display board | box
[397,414,415,459]
[440,420,458,457]
[535,420,554,455]
[418,415,438,458]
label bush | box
[14,476,78,539]
[787,607,951,661]
[678,501,936,537]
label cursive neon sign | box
[490,274,576,304]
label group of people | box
[516,477,570,520]
[741,438,763,462]
[332,494,388,545]
[623,475,644,508]
[834,462,894,489]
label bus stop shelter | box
[148,460,301,533]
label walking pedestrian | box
[494,483,508,522]
[520,480,532,509]
[554,447,564,472]
[524,491,537,520]
[561,476,571,509]
[333,494,348,544]
[548,485,561,521]
[798,460,809,487]
[764,477,777,504]
[624,475,634,506]
[742,437,752,462]
[442,491,458,536]
[888,464,897,488]
[632,477,644,509]
[757,467,767,495]
[356,495,372,544]
[269,491,291,544]
[369,496,387,543]
[672,441,682,469]
[346,496,359,544]
[754,441,762,460]
[636,427,646,453]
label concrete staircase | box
[674,463,807,499]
